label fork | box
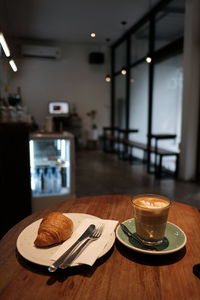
[59,224,104,269]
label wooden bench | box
[124,139,148,162]
[102,127,120,153]
[103,127,138,158]
[124,139,179,178]
[103,128,179,178]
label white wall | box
[8,43,111,145]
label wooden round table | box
[0,195,199,300]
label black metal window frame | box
[110,0,184,136]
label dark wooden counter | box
[0,195,199,300]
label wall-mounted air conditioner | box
[21,45,61,59]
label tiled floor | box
[75,150,200,209]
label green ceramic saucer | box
[116,218,187,255]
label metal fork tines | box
[59,224,104,269]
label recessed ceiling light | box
[90,33,96,38]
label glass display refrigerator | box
[29,131,75,212]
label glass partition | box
[152,54,183,170]
[111,0,185,174]
[114,74,126,129]
[129,62,148,158]
[114,41,127,73]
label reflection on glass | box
[152,54,183,170]
[131,22,149,64]
[155,0,185,51]
[29,138,71,195]
[114,74,126,129]
[129,63,148,159]
[114,41,126,73]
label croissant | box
[34,212,73,247]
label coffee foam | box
[133,196,169,209]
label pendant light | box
[120,21,127,76]
[146,56,152,63]
[105,74,111,82]
[105,38,111,83]
[121,68,127,75]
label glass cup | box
[131,194,171,246]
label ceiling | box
[0,0,161,46]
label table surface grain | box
[0,195,200,300]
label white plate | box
[17,213,115,266]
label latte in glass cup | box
[132,194,171,246]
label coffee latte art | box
[134,197,169,209]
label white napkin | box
[50,218,118,266]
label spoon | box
[120,223,168,251]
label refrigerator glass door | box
[29,138,71,196]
